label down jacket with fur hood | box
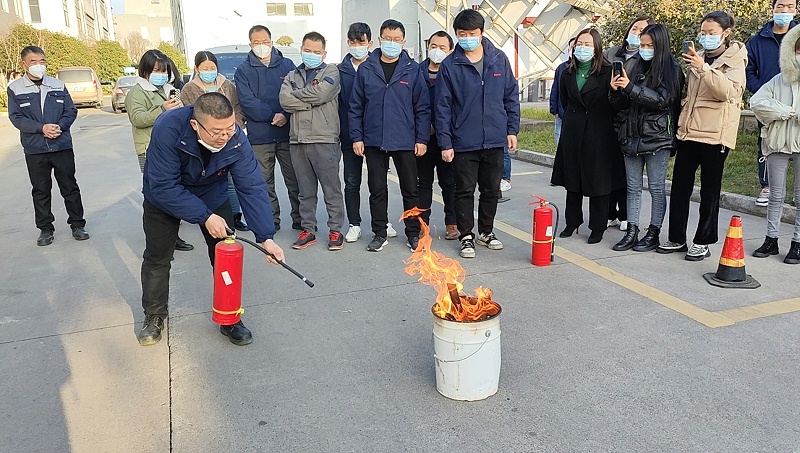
[750,25,800,156]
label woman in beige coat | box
[657,11,747,261]
[749,25,800,264]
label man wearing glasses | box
[235,25,301,232]
[138,92,285,347]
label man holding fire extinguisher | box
[139,92,285,347]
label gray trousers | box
[766,153,800,241]
[292,143,345,233]
[252,142,301,226]
[624,149,670,229]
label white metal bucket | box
[432,311,501,401]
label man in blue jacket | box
[549,37,575,146]
[746,0,797,206]
[139,93,285,347]
[349,19,430,252]
[235,25,301,231]
[436,10,520,259]
[8,46,88,246]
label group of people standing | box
[550,2,800,266]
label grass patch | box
[521,108,554,121]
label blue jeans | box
[624,149,670,229]
[503,147,511,180]
[554,116,563,147]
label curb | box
[513,149,797,225]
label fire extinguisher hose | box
[225,227,315,288]
[549,202,560,261]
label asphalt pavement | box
[1,106,799,453]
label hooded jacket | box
[8,75,77,154]
[746,20,797,94]
[125,78,176,155]
[279,62,341,144]
[180,73,245,126]
[750,25,800,155]
[338,54,360,147]
[435,38,520,152]
[348,50,430,151]
[142,106,275,242]
[676,41,748,149]
[234,48,296,145]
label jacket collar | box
[366,50,414,82]
[189,73,228,91]
[451,38,502,67]
[759,20,798,39]
[247,47,284,68]
[339,54,359,75]
[135,76,174,93]
[21,74,61,89]
[700,41,747,69]
[780,25,800,82]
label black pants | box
[24,149,85,232]
[608,188,627,221]
[141,199,234,317]
[452,147,503,239]
[341,145,363,226]
[668,140,729,245]
[364,147,420,239]
[417,136,456,226]
[565,191,610,233]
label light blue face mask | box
[149,73,168,87]
[627,33,641,48]
[380,41,403,58]
[349,46,369,60]
[458,36,481,51]
[198,71,217,83]
[638,48,655,61]
[699,34,723,51]
[302,52,323,68]
[774,12,794,27]
[573,46,594,63]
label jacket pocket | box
[15,93,33,109]
[46,91,67,119]
[688,100,724,136]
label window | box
[13,0,21,17]
[160,27,173,43]
[1,0,8,13]
[294,3,313,16]
[29,0,41,22]
[63,0,69,26]
[140,26,149,40]
[266,3,286,16]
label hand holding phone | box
[612,61,624,78]
[682,40,695,55]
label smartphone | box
[169,89,178,99]
[682,40,695,54]
[612,61,623,78]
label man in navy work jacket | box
[139,93,285,347]
[235,24,301,231]
[8,45,89,246]
[349,19,430,253]
[436,9,520,259]
[746,0,797,206]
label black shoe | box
[498,196,511,203]
[71,227,90,241]
[753,236,779,258]
[175,237,194,251]
[292,222,302,231]
[784,241,800,264]
[632,225,660,252]
[233,213,250,232]
[407,236,420,251]
[220,321,253,345]
[138,315,165,346]
[559,225,579,238]
[588,230,604,244]
[37,230,54,246]
[367,235,388,252]
[612,224,639,251]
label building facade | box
[0,0,112,41]
[112,0,172,47]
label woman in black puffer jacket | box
[609,24,684,252]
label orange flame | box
[402,208,501,322]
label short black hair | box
[138,49,171,79]
[194,50,218,68]
[773,0,799,7]
[347,22,372,42]
[429,30,454,49]
[453,9,484,32]
[302,31,326,49]
[380,19,405,38]
[194,92,234,120]
[248,25,271,41]
[21,45,44,60]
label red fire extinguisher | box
[530,195,559,266]
[212,238,245,326]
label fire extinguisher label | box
[221,271,233,286]
[546,226,553,237]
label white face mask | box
[198,138,225,153]
[428,48,447,64]
[253,44,272,59]
[28,64,46,79]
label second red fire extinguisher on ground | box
[531,195,559,266]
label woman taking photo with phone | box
[551,28,625,244]
[657,11,747,260]
[609,24,683,252]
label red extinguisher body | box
[212,238,244,325]
[532,203,554,266]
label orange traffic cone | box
[703,215,760,289]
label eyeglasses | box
[251,40,272,46]
[195,119,236,139]
[380,37,404,43]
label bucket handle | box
[434,330,492,363]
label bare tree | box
[123,32,150,64]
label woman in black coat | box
[551,28,625,244]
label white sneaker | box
[755,187,769,206]
[619,220,628,231]
[500,179,512,192]
[387,222,398,238]
[477,232,504,250]
[685,244,711,261]
[345,224,361,243]
[607,219,620,228]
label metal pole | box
[446,0,451,31]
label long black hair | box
[194,50,218,68]
[631,24,682,103]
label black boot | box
[612,223,639,251]
[138,315,165,346]
[220,320,253,345]
[233,213,250,232]
[784,241,800,265]
[588,230,604,244]
[633,225,660,252]
[752,236,779,258]
[559,225,579,238]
